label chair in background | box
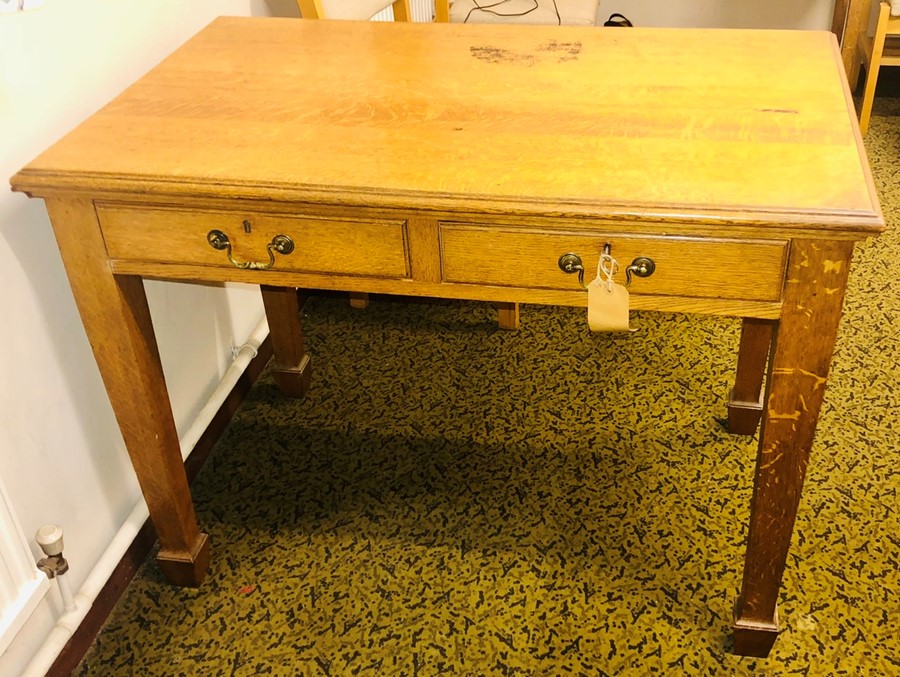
[856,0,900,134]
[296,0,411,21]
[435,0,599,26]
[296,0,599,25]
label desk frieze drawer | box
[96,204,411,279]
[439,224,788,302]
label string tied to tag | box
[597,244,619,291]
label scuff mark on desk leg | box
[732,238,854,657]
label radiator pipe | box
[21,316,269,677]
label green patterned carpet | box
[75,102,900,676]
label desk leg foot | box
[726,318,774,435]
[497,302,520,330]
[261,286,312,399]
[735,240,854,657]
[158,532,211,587]
[271,354,312,398]
[726,390,765,436]
[732,603,780,657]
[349,292,369,309]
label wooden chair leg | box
[391,0,411,21]
[859,2,889,134]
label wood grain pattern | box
[8,18,884,659]
[406,217,443,283]
[47,191,876,239]
[440,224,788,302]
[107,259,787,319]
[43,198,209,586]
[733,239,856,656]
[97,204,411,280]
[11,19,881,232]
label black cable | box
[463,0,561,26]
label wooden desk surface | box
[8,18,885,659]
[14,18,880,233]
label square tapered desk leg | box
[46,198,210,586]
[733,239,854,656]
[261,285,312,398]
[727,318,775,435]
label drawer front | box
[97,205,411,279]
[439,224,788,302]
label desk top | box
[12,17,882,234]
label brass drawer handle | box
[558,251,656,289]
[207,228,295,270]
[626,257,656,286]
[558,252,589,289]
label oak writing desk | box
[11,18,883,657]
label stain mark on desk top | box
[538,40,582,62]
[470,40,581,67]
[470,46,536,66]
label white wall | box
[0,1,281,673]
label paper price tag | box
[587,278,631,332]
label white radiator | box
[372,0,435,22]
[0,477,50,655]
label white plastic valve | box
[35,525,64,556]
